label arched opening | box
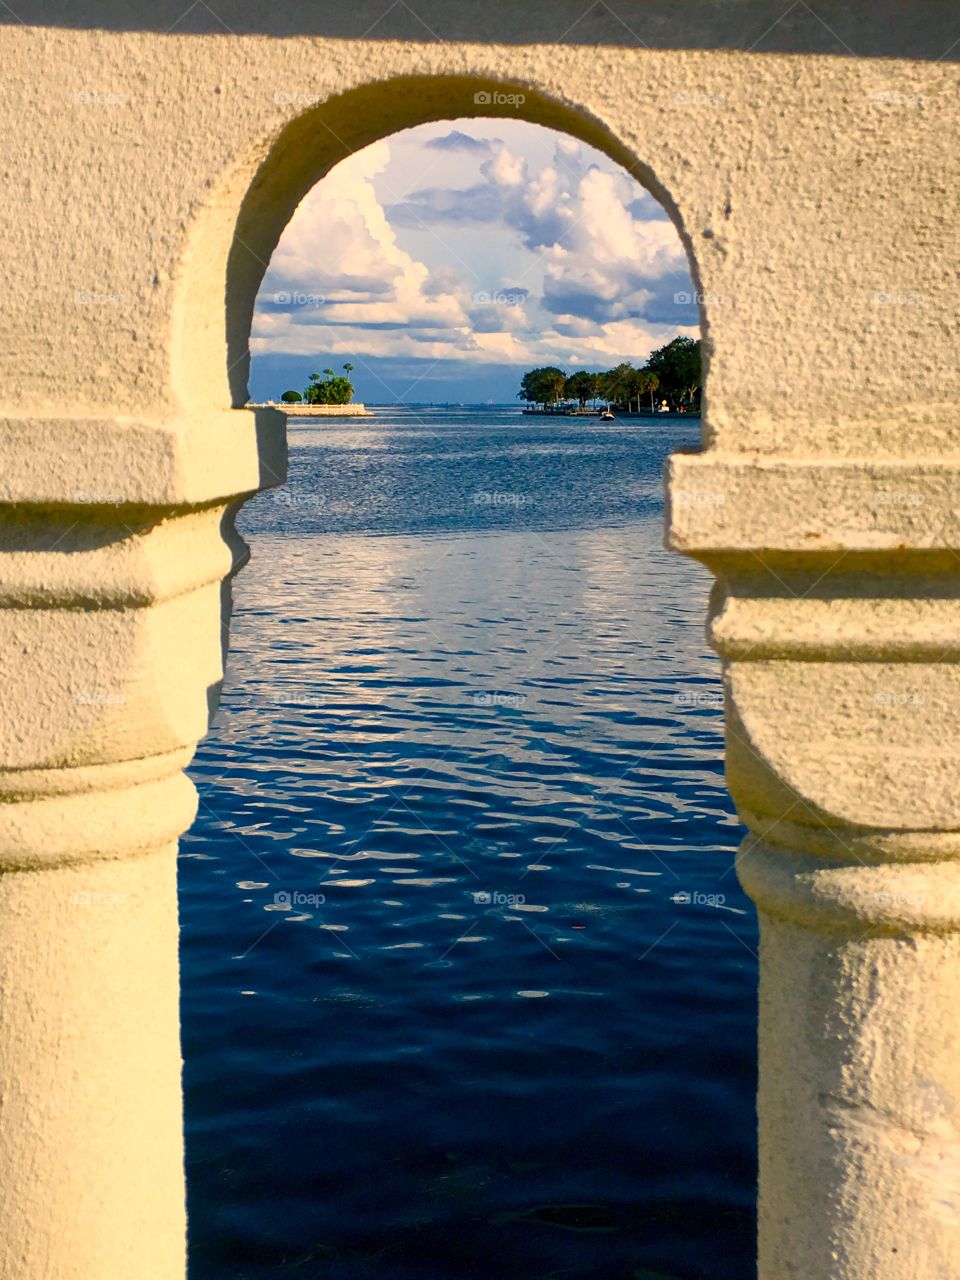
[177,81,753,1280]
[170,76,710,417]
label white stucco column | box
[0,836,189,1278]
[744,846,960,1279]
[0,410,285,1279]
[670,453,960,1279]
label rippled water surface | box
[182,408,757,1280]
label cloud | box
[421,265,462,297]
[424,129,493,152]
[628,193,671,222]
[387,183,504,226]
[552,316,602,338]
[484,146,526,188]
[251,122,697,377]
[252,140,481,362]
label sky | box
[249,119,697,405]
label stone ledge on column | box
[737,810,960,865]
[0,504,249,608]
[0,580,231,770]
[0,408,287,508]
[0,414,275,870]
[737,838,960,936]
[667,447,960,841]
[0,751,197,871]
[668,450,960,552]
[0,424,275,769]
[709,591,960,661]
[725,661,960,831]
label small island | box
[248,363,372,417]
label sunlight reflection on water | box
[181,410,756,1280]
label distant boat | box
[599,409,615,421]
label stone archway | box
[1,24,958,1280]
[170,74,707,415]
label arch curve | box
[171,73,707,412]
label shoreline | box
[246,402,372,417]
[521,409,701,421]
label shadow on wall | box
[4,0,957,60]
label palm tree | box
[640,371,660,413]
[343,362,354,375]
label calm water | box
[181,407,757,1280]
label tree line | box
[281,363,356,405]
[518,337,702,412]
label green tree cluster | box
[282,362,356,406]
[518,338,701,413]
[518,367,566,408]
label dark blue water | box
[181,408,757,1280]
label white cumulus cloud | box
[251,121,698,373]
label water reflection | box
[182,411,756,1280]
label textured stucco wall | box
[1,27,957,449]
[0,6,958,1279]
